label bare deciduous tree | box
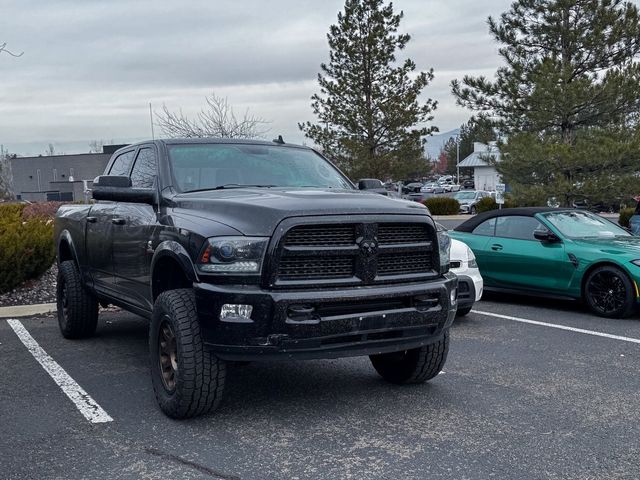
[0,42,23,57]
[155,93,269,139]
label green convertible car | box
[449,207,640,318]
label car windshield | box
[454,192,476,200]
[542,211,630,239]
[168,144,353,192]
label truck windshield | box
[167,144,353,192]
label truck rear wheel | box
[56,260,99,339]
[370,330,449,384]
[149,289,226,419]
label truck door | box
[112,146,159,311]
[85,203,118,294]
[86,149,137,295]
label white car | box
[449,238,483,316]
[442,183,461,193]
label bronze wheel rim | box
[158,317,178,392]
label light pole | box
[456,137,460,185]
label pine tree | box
[451,0,640,206]
[300,0,437,180]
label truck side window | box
[109,151,135,176]
[130,148,158,189]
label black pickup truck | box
[55,139,458,418]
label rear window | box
[472,218,496,236]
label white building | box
[458,142,502,191]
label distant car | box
[449,207,640,318]
[462,180,475,189]
[402,182,424,194]
[443,183,461,193]
[357,178,389,196]
[454,190,491,214]
[421,182,445,194]
[437,223,483,316]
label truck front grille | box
[277,257,354,280]
[270,220,438,287]
[378,253,433,276]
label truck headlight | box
[197,237,268,274]
[437,230,451,273]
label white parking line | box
[472,310,640,345]
[7,319,113,424]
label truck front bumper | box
[193,273,458,361]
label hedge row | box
[423,197,460,215]
[475,197,519,213]
[0,202,58,294]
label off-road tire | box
[584,265,635,319]
[456,306,473,317]
[370,330,449,384]
[149,289,226,419]
[56,260,99,339]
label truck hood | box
[171,188,430,236]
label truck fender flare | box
[57,229,80,265]
[150,241,199,284]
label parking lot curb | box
[0,303,56,319]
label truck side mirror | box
[92,175,155,204]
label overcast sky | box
[0,0,512,156]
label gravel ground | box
[0,263,58,307]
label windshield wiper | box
[183,184,277,193]
[213,184,278,190]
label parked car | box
[437,224,483,316]
[442,183,461,193]
[449,207,640,318]
[357,178,389,196]
[402,182,424,194]
[454,190,491,214]
[462,179,475,189]
[54,138,457,418]
[421,182,445,194]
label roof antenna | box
[272,135,285,144]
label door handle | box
[491,244,503,251]
[86,216,97,223]
[112,217,126,225]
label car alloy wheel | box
[587,270,627,315]
[158,316,178,392]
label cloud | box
[0,0,511,155]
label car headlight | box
[631,259,640,267]
[437,230,451,273]
[197,237,268,274]
[467,246,478,269]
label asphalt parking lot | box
[2,293,640,480]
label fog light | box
[450,288,457,305]
[220,304,253,320]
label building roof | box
[458,144,501,168]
